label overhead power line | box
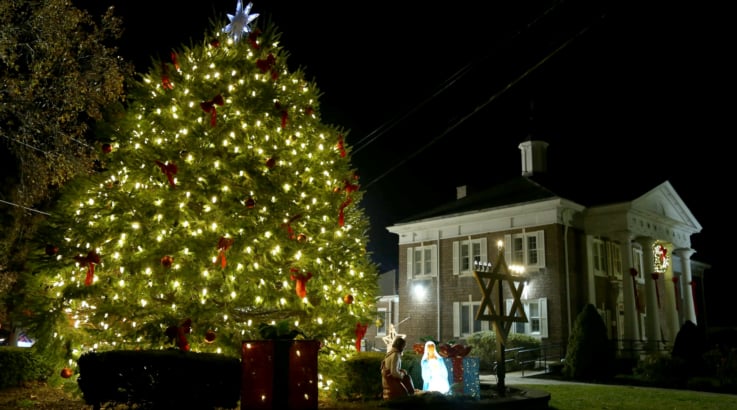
[362,14,603,191]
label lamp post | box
[473,241,528,396]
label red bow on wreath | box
[165,318,192,352]
[200,94,224,127]
[216,237,235,269]
[155,160,178,188]
[74,250,101,286]
[290,268,313,299]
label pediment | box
[631,181,701,233]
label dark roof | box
[396,176,559,223]
[396,171,669,225]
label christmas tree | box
[14,1,378,393]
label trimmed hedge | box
[77,349,240,409]
[0,346,52,389]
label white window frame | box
[406,244,437,279]
[504,231,545,271]
[452,300,490,338]
[452,238,488,275]
[592,238,608,277]
[376,308,388,336]
[507,298,548,338]
[610,242,622,279]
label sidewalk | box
[480,368,588,386]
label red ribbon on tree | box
[74,250,100,286]
[290,268,313,298]
[200,94,224,127]
[155,160,178,188]
[630,268,640,312]
[336,135,346,157]
[247,28,261,49]
[171,50,180,71]
[165,318,192,352]
[275,102,288,128]
[282,214,302,239]
[672,277,680,311]
[338,198,352,227]
[355,323,368,352]
[651,273,661,308]
[161,62,173,90]
[216,237,235,269]
[337,178,359,227]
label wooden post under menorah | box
[473,247,528,397]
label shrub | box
[465,331,541,372]
[0,346,52,389]
[563,304,615,381]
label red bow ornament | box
[216,237,235,269]
[165,318,192,352]
[74,250,101,286]
[155,160,178,188]
[290,268,313,299]
[256,53,278,80]
[336,135,346,157]
[247,28,261,49]
[200,94,225,127]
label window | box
[452,301,489,337]
[507,298,548,337]
[504,231,545,270]
[452,238,488,275]
[407,244,437,278]
[610,243,622,278]
[592,238,608,275]
[591,237,623,278]
[376,308,388,336]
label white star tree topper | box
[223,1,259,42]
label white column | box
[674,248,697,325]
[662,244,679,342]
[638,237,661,351]
[618,233,639,341]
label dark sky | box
[75,1,733,326]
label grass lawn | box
[517,383,736,410]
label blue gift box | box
[443,356,480,398]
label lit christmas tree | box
[14,1,378,392]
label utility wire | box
[350,2,563,155]
[362,17,601,191]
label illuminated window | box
[452,238,488,275]
[504,231,545,271]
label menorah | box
[473,245,528,396]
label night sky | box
[74,1,733,326]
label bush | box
[77,349,240,409]
[465,331,541,372]
[563,304,615,381]
[333,351,384,401]
[0,346,52,389]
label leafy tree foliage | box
[0,0,132,325]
